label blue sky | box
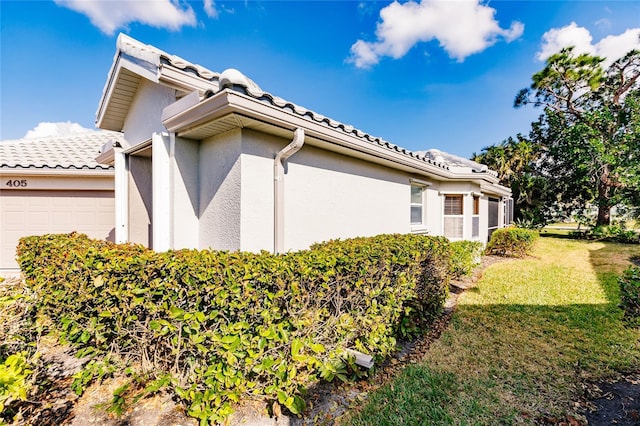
[1,1,639,158]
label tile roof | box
[114,36,452,170]
[214,69,452,171]
[118,33,220,82]
[109,35,500,181]
[416,149,497,176]
[0,131,119,170]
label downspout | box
[169,132,176,250]
[274,128,305,254]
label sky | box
[1,1,639,158]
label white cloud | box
[24,122,94,139]
[55,0,197,35]
[348,0,524,68]
[537,23,640,68]
[203,0,218,19]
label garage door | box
[0,190,115,271]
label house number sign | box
[5,179,28,188]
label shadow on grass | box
[348,301,640,426]
[539,232,582,240]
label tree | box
[515,47,640,226]
[473,135,550,225]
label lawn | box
[345,236,640,425]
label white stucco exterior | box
[199,130,242,251]
[284,144,409,251]
[122,81,177,147]
[95,34,513,255]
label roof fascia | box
[0,169,114,177]
[480,183,512,197]
[96,147,116,166]
[163,91,454,179]
[96,54,160,129]
[164,90,504,185]
[123,139,153,155]
[159,65,218,96]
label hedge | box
[448,241,484,278]
[485,227,539,258]
[17,232,450,423]
[619,266,640,326]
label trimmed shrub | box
[485,227,538,258]
[619,266,640,325]
[17,232,450,423]
[589,225,639,244]
[448,241,484,278]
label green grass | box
[345,237,640,425]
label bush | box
[619,266,640,325]
[0,352,33,417]
[589,224,639,244]
[485,227,538,258]
[448,241,484,278]
[17,232,450,423]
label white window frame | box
[442,193,465,240]
[410,179,430,232]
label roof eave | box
[480,183,512,197]
[0,168,114,176]
[163,90,503,185]
[95,146,116,166]
[95,54,160,131]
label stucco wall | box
[201,129,421,254]
[423,183,443,235]
[283,143,411,251]
[199,129,242,251]
[128,155,153,247]
[173,136,200,249]
[122,80,176,147]
[238,130,281,252]
[182,128,501,253]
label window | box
[488,197,500,241]
[410,184,424,225]
[472,195,480,238]
[444,194,463,215]
[444,194,464,239]
[505,198,514,225]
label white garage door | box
[0,190,115,271]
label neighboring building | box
[0,131,118,273]
[96,34,512,254]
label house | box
[0,131,118,273]
[96,34,512,254]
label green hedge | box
[448,241,484,278]
[619,266,640,325]
[485,227,538,258]
[17,233,450,423]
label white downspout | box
[274,128,305,254]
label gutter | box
[0,169,114,177]
[274,128,305,254]
[163,90,501,186]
